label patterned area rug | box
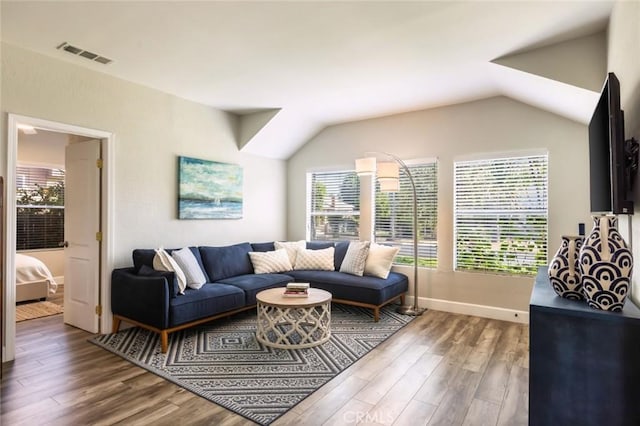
[90,304,413,425]
[16,301,64,322]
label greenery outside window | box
[16,166,65,250]
[454,154,548,275]
[375,161,438,267]
[307,170,360,242]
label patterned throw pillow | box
[153,248,187,294]
[339,241,371,276]
[364,243,400,279]
[274,240,306,265]
[171,247,207,289]
[294,247,335,271]
[248,249,293,274]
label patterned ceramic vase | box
[579,215,633,312]
[548,235,584,300]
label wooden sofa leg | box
[399,295,405,305]
[112,317,121,334]
[161,331,169,353]
[373,307,380,322]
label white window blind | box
[454,154,548,275]
[16,166,65,250]
[308,170,360,242]
[375,161,438,267]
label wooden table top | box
[256,287,332,307]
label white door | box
[64,139,101,333]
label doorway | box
[3,114,115,362]
[15,129,68,324]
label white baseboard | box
[406,296,529,324]
[53,276,64,286]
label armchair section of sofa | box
[111,240,409,353]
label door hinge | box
[96,159,103,169]
[95,305,102,316]
[96,231,103,241]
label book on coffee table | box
[284,282,310,297]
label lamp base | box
[396,305,426,316]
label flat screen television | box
[588,72,633,214]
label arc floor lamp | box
[356,153,425,317]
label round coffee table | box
[255,287,332,349]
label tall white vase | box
[548,235,584,300]
[579,215,633,312]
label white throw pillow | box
[249,249,293,274]
[294,247,335,271]
[340,241,371,276]
[153,248,187,294]
[364,243,400,279]
[172,247,207,290]
[274,240,306,265]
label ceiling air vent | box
[56,42,113,65]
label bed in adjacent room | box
[16,253,58,302]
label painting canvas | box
[178,156,243,219]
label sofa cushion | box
[307,241,335,250]
[217,273,293,305]
[199,242,254,282]
[248,249,292,274]
[138,264,179,298]
[339,241,370,276]
[333,241,350,271]
[251,242,275,252]
[286,270,408,306]
[169,283,245,327]
[172,247,207,289]
[294,247,335,271]
[364,243,400,279]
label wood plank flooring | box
[1,309,529,425]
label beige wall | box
[609,1,640,306]
[1,43,288,269]
[287,96,591,312]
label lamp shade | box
[377,161,399,181]
[355,157,377,176]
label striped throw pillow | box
[339,241,371,276]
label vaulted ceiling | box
[1,1,614,159]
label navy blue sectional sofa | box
[111,241,408,352]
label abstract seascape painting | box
[178,156,243,219]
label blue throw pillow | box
[138,264,179,298]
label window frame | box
[16,165,65,251]
[306,169,361,242]
[453,152,549,275]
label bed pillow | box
[248,249,293,274]
[339,241,371,276]
[274,240,306,265]
[138,264,179,298]
[294,247,335,271]
[172,247,207,290]
[153,248,187,294]
[364,243,400,279]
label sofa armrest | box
[111,267,170,330]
